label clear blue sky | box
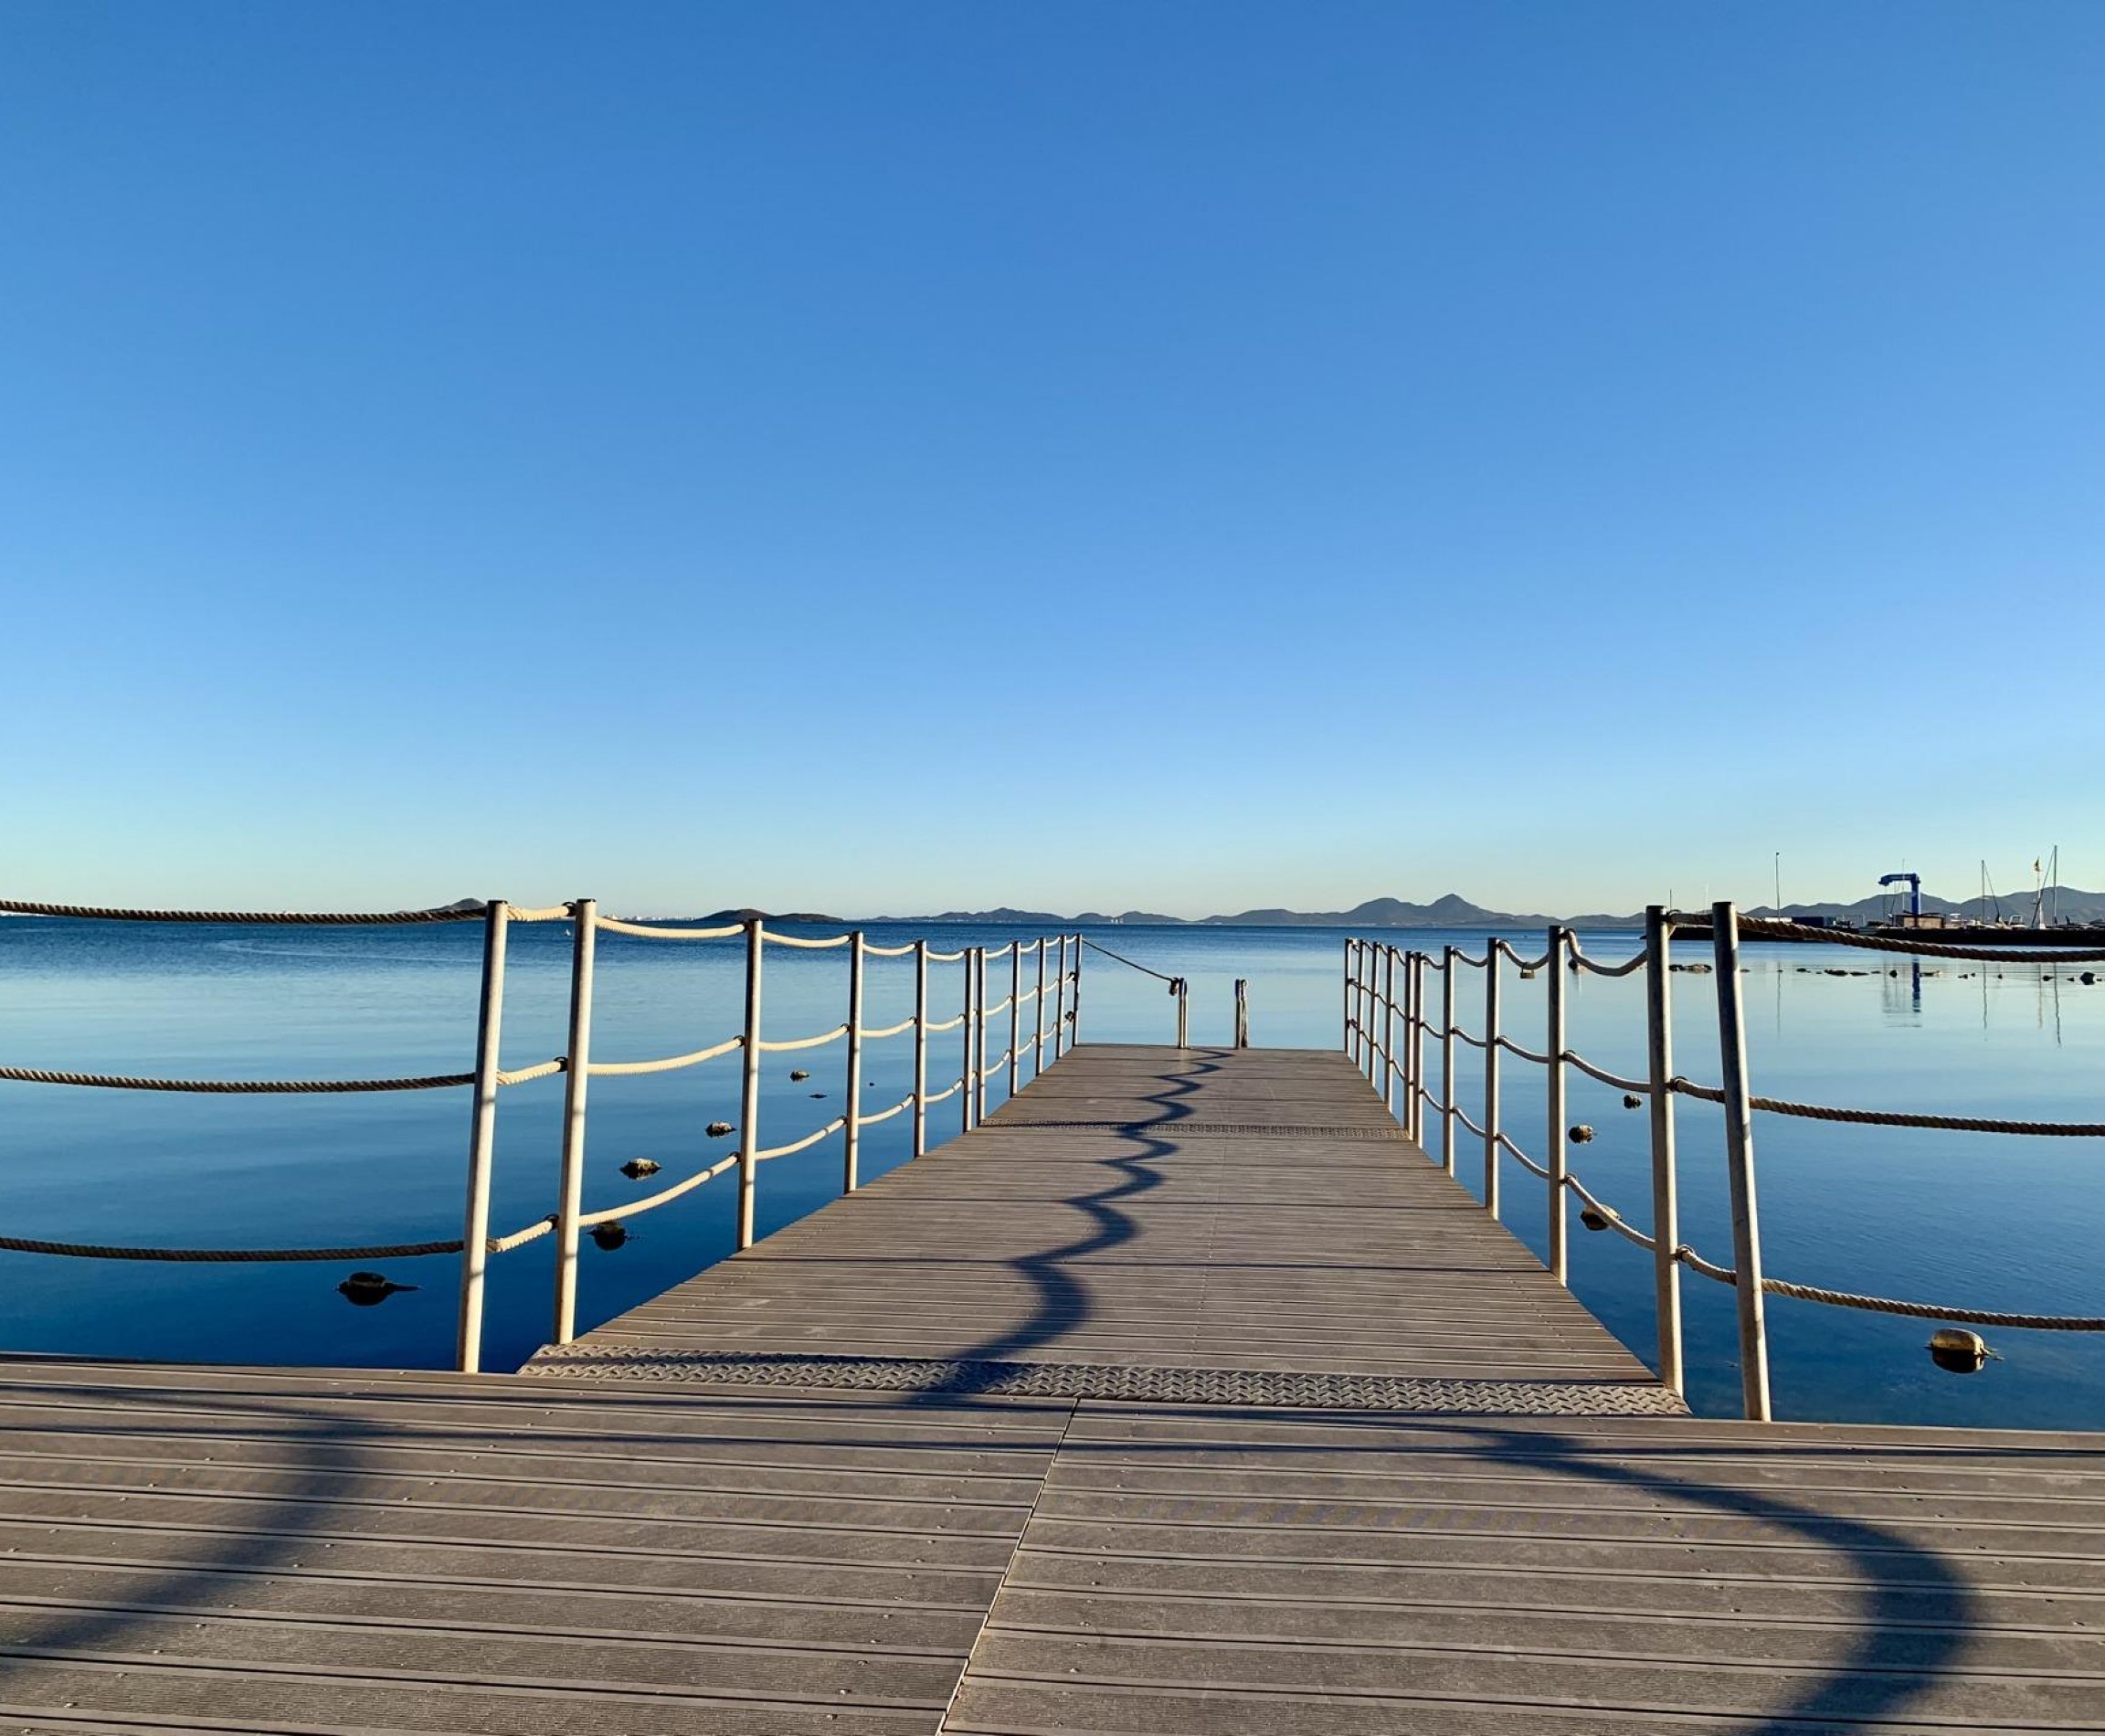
[4,2,2100,917]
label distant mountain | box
[864,885,2105,931]
[699,907,845,925]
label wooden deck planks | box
[942,1403,2105,1734]
[8,1043,2105,1732]
[548,1045,1660,1392]
[0,1359,1070,1734]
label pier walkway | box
[5,1045,2104,1732]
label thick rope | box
[1452,1105,1489,1139]
[859,1094,914,1127]
[1495,1035,1555,1065]
[1671,1244,2105,1329]
[856,1017,917,1041]
[1564,1051,1653,1095]
[0,1064,474,1094]
[1497,1133,1550,1179]
[0,898,484,926]
[756,1118,848,1161]
[923,1079,963,1105]
[757,1024,849,1053]
[861,940,918,958]
[1081,937,1179,984]
[925,947,968,963]
[595,917,744,941]
[494,1058,567,1087]
[1496,941,1553,971]
[924,1015,965,1033]
[486,1215,557,1253]
[588,1035,743,1076]
[1724,914,2105,964]
[762,931,852,950]
[1451,1028,1487,1049]
[502,904,573,924]
[1563,1177,1659,1250]
[579,1152,742,1225]
[1562,936,1650,978]
[1667,1076,2105,1137]
[1447,949,1489,969]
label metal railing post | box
[1381,947,1396,1110]
[552,897,596,1346]
[1342,938,1354,1060]
[1409,953,1428,1145]
[962,947,977,1134]
[1175,977,1190,1048]
[456,898,510,1374]
[1053,936,1068,1059]
[1483,942,1502,1219]
[912,939,929,1159]
[1644,905,1684,1396]
[1545,925,1569,1286]
[1033,937,1048,1075]
[844,931,865,1193]
[1069,933,1081,1045]
[736,918,765,1250]
[1234,978,1249,1047]
[1007,942,1021,1096]
[1712,902,1772,1421]
[1439,945,1457,1175]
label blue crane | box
[1879,872,1922,917]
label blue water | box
[4,916,2102,1431]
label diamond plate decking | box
[5,1043,2104,1732]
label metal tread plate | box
[522,1345,1689,1414]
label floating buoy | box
[619,1158,661,1180]
[1568,1125,1594,1144]
[789,1070,810,1082]
[590,1221,629,1251]
[706,1121,735,1138]
[1623,1094,1644,1110]
[2085,972,2098,986]
[338,1271,415,1307]
[1579,1202,1615,1233]
[809,1091,827,1098]
[1927,1328,1995,1374]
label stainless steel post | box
[1069,933,1081,1046]
[962,947,977,1135]
[1545,925,1569,1286]
[456,898,510,1374]
[1053,936,1068,1059]
[552,898,597,1346]
[1644,905,1684,1396]
[843,931,865,1193]
[1381,946,1396,1111]
[1007,942,1021,1096]
[1033,937,1048,1075]
[1440,946,1457,1175]
[1483,943,1501,1219]
[912,939,929,1159]
[736,918,766,1249]
[1234,978,1249,1047]
[1175,978,1190,1048]
[1712,902,1772,1421]
[1409,953,1428,1145]
[1342,938,1354,1059]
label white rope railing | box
[757,1024,849,1053]
[587,1034,743,1077]
[756,1117,848,1161]
[763,931,852,950]
[595,916,744,941]
[0,898,484,926]
[860,1094,914,1127]
[857,1016,916,1041]
[579,1153,742,1226]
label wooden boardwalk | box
[5,1044,2105,1732]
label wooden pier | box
[5,1044,2105,1732]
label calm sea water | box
[4,917,2102,1430]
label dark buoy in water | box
[619,1158,661,1180]
[809,1092,826,1098]
[1928,1328,1995,1373]
[789,1069,810,1082]
[590,1221,629,1251]
[1622,1094,1643,1110]
[1579,1202,1616,1233]
[1568,1125,1594,1144]
[706,1121,735,1138]
[338,1271,415,1307]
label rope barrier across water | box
[1080,937,1179,984]
[1715,914,2105,965]
[1667,1076,2105,1137]
[0,898,486,926]
[587,1035,743,1077]
[1671,1244,2105,1330]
